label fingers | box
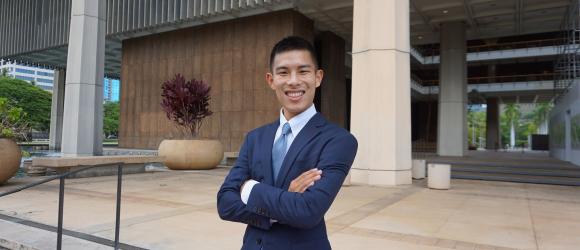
[288,168,322,193]
[296,169,321,189]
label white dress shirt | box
[240,104,318,204]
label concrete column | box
[349,0,412,186]
[565,110,572,161]
[437,22,467,157]
[49,69,65,150]
[317,31,347,128]
[485,97,500,150]
[488,64,496,83]
[61,0,105,156]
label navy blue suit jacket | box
[217,113,358,250]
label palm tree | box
[530,102,552,134]
[504,103,521,149]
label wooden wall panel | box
[317,31,347,129]
[120,10,314,151]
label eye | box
[277,71,288,76]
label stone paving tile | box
[340,226,521,250]
[1,170,580,250]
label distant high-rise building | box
[104,78,120,102]
[0,59,54,92]
[1,59,120,101]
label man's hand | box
[288,168,322,193]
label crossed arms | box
[217,132,358,230]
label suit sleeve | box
[246,133,358,229]
[216,133,272,230]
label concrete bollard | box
[427,163,451,190]
[412,159,426,179]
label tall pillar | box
[437,22,467,157]
[485,97,500,150]
[317,31,347,128]
[49,69,65,150]
[61,0,105,156]
[350,0,412,186]
[488,64,497,83]
[565,110,572,161]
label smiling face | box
[266,49,324,121]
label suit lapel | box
[275,113,326,187]
[260,121,278,186]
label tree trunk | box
[510,121,516,149]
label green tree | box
[467,107,486,148]
[104,101,119,138]
[529,102,552,134]
[503,103,521,149]
[0,68,7,77]
[0,76,51,131]
[0,97,29,140]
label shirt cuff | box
[240,179,259,205]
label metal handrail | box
[417,38,568,56]
[0,162,125,250]
[420,73,557,86]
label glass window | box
[36,78,53,84]
[15,68,35,74]
[15,75,35,82]
[37,71,54,77]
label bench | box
[32,155,165,178]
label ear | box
[315,69,324,88]
[266,72,276,90]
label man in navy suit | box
[217,36,358,250]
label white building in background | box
[1,60,120,102]
[103,78,120,102]
[0,59,54,92]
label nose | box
[287,71,299,86]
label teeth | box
[287,91,304,97]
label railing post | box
[114,164,123,250]
[57,176,65,250]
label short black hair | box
[269,36,319,70]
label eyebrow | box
[274,64,313,71]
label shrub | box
[160,74,212,138]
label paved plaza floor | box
[1,166,580,250]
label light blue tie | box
[272,123,292,182]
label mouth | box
[285,90,305,101]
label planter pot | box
[158,139,224,170]
[24,160,46,176]
[0,138,22,184]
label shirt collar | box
[279,104,317,135]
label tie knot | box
[281,123,292,136]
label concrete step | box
[432,160,577,170]
[452,171,580,186]
[0,218,109,250]
[452,165,580,178]
[0,213,147,250]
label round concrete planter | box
[158,139,224,170]
[0,138,22,184]
[427,163,451,190]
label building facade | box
[0,0,578,185]
[0,60,54,91]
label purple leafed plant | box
[160,74,213,138]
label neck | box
[282,109,297,121]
